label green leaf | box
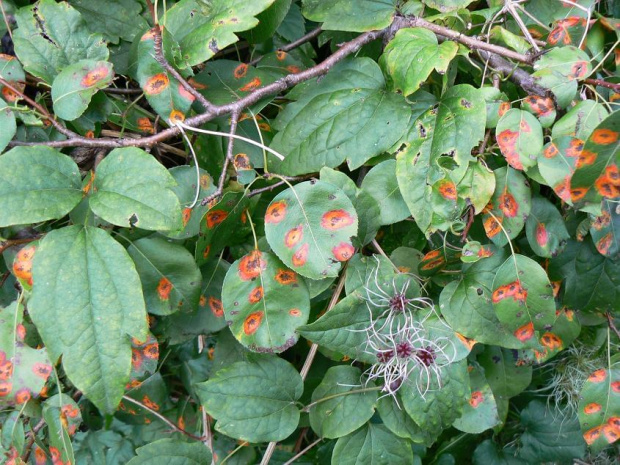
[489,26,533,54]
[396,85,486,234]
[298,291,375,364]
[473,440,526,464]
[481,167,532,247]
[0,98,16,153]
[577,365,620,452]
[127,439,212,465]
[381,28,458,96]
[272,87,410,175]
[520,94,556,128]
[127,236,202,316]
[534,46,592,81]
[309,366,377,439]
[525,197,569,258]
[421,0,476,13]
[0,301,53,409]
[401,360,470,441]
[68,0,149,44]
[264,180,358,279]
[302,0,396,32]
[331,424,413,464]
[377,395,430,445]
[549,239,620,313]
[531,68,577,109]
[452,364,501,434]
[491,254,555,348]
[244,0,292,43]
[13,0,109,84]
[0,146,82,227]
[439,246,523,348]
[477,345,532,398]
[164,0,275,67]
[136,27,195,122]
[196,355,303,442]
[360,160,410,226]
[0,53,25,100]
[51,60,113,121]
[29,225,148,413]
[90,147,182,231]
[569,111,619,209]
[520,400,587,460]
[222,250,310,353]
[496,109,543,171]
[456,160,496,214]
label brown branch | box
[152,26,215,113]
[122,395,205,441]
[0,77,79,140]
[0,236,41,254]
[104,87,143,95]
[283,438,323,465]
[476,50,551,97]
[21,418,46,462]
[144,0,156,25]
[583,78,620,92]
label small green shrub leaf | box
[331,424,413,464]
[127,439,212,465]
[302,0,396,32]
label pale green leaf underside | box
[29,225,148,413]
[302,0,396,32]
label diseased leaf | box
[309,366,377,439]
[491,254,555,349]
[43,394,83,464]
[127,236,202,316]
[29,225,148,413]
[589,199,620,259]
[195,355,303,442]
[0,146,82,227]
[52,60,113,121]
[477,345,532,398]
[577,365,620,452]
[551,100,609,141]
[0,301,52,409]
[482,167,532,247]
[525,197,570,258]
[396,85,486,234]
[90,147,182,231]
[0,97,16,153]
[534,46,592,82]
[13,0,109,83]
[453,364,501,434]
[331,424,413,465]
[496,109,544,171]
[222,250,310,353]
[439,245,523,348]
[538,136,581,204]
[302,0,396,32]
[381,28,458,96]
[127,439,212,465]
[457,160,496,214]
[264,180,358,279]
[164,0,275,67]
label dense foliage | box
[0,0,619,463]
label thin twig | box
[152,26,215,113]
[283,438,323,465]
[583,78,620,92]
[606,311,620,341]
[122,395,205,441]
[21,418,46,461]
[104,87,143,95]
[476,50,550,97]
[0,236,41,254]
[249,27,322,66]
[201,407,215,465]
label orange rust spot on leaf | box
[569,187,588,202]
[514,322,535,342]
[234,63,248,79]
[498,101,510,117]
[182,208,192,227]
[144,73,170,95]
[137,117,155,134]
[596,232,613,255]
[238,250,267,280]
[437,179,457,200]
[540,332,562,350]
[275,269,297,285]
[209,297,224,317]
[81,65,110,87]
[332,242,355,261]
[239,77,262,92]
[575,149,597,168]
[497,129,523,170]
[265,201,287,224]
[289,308,302,317]
[13,244,36,286]
[243,311,263,335]
[499,191,519,218]
[276,50,287,61]
[536,223,548,247]
[234,153,251,170]
[483,216,502,238]
[469,391,484,408]
[178,83,196,102]
[321,209,355,230]
[583,426,602,445]
[565,138,583,157]
[15,388,30,404]
[157,277,173,300]
[285,225,304,248]
[569,61,588,79]
[588,369,606,382]
[206,210,228,228]
[292,243,309,267]
[32,363,52,380]
[544,143,559,158]
[584,402,602,414]
[248,286,264,304]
